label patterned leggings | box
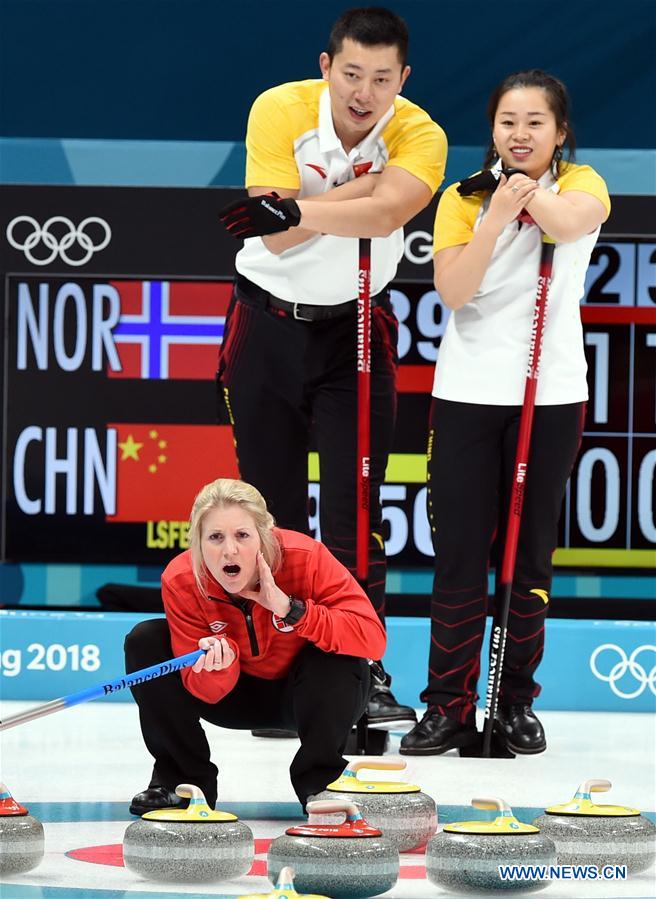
[421,398,585,722]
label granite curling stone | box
[426,797,556,892]
[123,784,253,882]
[238,864,331,898]
[0,783,45,875]
[532,778,656,874]
[311,756,437,851]
[268,798,399,898]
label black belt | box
[267,293,386,321]
[236,276,387,322]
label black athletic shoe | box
[495,704,546,754]
[366,661,417,727]
[400,709,478,755]
[251,728,298,738]
[129,786,190,817]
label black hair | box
[483,69,577,173]
[327,7,409,69]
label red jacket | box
[161,528,386,704]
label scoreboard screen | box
[1,186,654,568]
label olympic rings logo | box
[6,215,111,266]
[589,644,656,699]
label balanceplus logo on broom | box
[484,626,507,719]
[527,301,544,377]
[102,659,188,694]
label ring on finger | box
[511,186,519,193]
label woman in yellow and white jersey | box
[400,70,611,758]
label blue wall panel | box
[1,610,654,713]
[1,139,653,194]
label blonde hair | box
[188,478,282,596]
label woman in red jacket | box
[126,478,386,815]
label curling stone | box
[238,864,331,898]
[123,784,253,882]
[533,779,656,874]
[312,756,437,850]
[268,799,399,898]
[0,783,44,875]
[426,797,556,892]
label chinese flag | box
[108,423,239,522]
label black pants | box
[125,619,369,809]
[422,398,585,722]
[217,276,398,621]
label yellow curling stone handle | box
[445,797,540,835]
[237,865,332,898]
[545,779,640,817]
[143,783,238,822]
[327,755,420,794]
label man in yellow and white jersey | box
[219,7,447,727]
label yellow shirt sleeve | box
[382,100,448,194]
[245,88,301,190]
[558,163,611,216]
[433,183,483,253]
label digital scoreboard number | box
[564,241,655,566]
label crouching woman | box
[125,478,384,814]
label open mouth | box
[349,106,371,119]
[223,564,241,577]
[510,147,532,158]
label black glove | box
[457,167,523,197]
[219,192,301,238]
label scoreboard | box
[568,244,655,565]
[1,186,654,568]
[363,238,656,568]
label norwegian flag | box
[108,280,232,380]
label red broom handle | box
[356,238,372,585]
[482,235,555,757]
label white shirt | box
[235,80,446,305]
[432,162,609,405]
